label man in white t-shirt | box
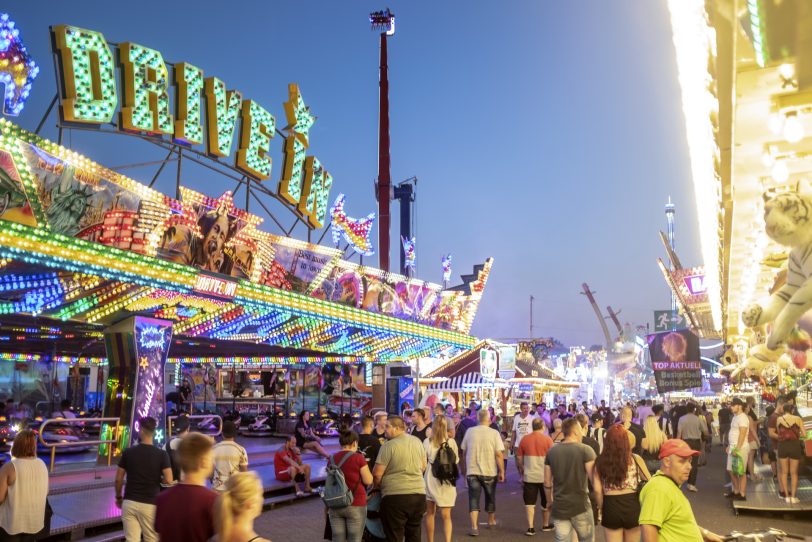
[511,402,537,461]
[725,397,750,501]
[211,421,248,491]
[461,409,505,536]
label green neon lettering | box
[279,83,317,210]
[119,43,173,135]
[204,77,242,158]
[300,157,333,229]
[236,100,275,180]
[52,26,117,124]
[279,135,306,206]
[174,63,204,145]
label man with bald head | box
[621,406,646,456]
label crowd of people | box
[0,393,804,542]
[304,398,740,542]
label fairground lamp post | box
[370,9,395,272]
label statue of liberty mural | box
[45,180,93,236]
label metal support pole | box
[35,94,59,135]
[148,149,176,188]
[377,32,392,272]
[245,178,250,212]
[176,149,183,199]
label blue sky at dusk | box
[7,1,702,347]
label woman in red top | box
[328,430,372,542]
[776,404,804,504]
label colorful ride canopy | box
[0,119,489,358]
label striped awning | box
[426,373,504,392]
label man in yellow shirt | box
[639,439,724,542]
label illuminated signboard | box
[132,317,172,447]
[682,274,706,295]
[646,329,702,393]
[0,13,39,116]
[194,274,237,299]
[50,25,332,229]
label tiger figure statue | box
[742,191,812,349]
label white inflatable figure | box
[742,191,812,348]
[729,191,812,379]
[719,343,796,380]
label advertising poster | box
[480,348,497,381]
[270,239,339,293]
[498,345,517,380]
[132,317,173,447]
[646,329,702,393]
[399,377,414,412]
[385,378,399,416]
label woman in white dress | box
[423,414,458,542]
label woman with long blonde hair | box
[640,415,666,473]
[215,471,271,542]
[423,414,458,542]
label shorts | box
[777,440,803,460]
[726,444,749,472]
[467,475,497,513]
[276,470,305,483]
[601,493,640,530]
[522,482,548,508]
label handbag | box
[634,456,648,496]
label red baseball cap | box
[659,439,701,459]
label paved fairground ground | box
[255,443,812,541]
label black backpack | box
[431,441,459,485]
[165,438,181,481]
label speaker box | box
[388,366,411,377]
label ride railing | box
[167,414,223,437]
[37,416,121,473]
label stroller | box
[362,491,385,541]
[322,490,385,542]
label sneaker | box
[789,497,800,504]
[687,484,698,492]
[734,494,746,501]
[469,529,479,537]
[542,524,554,532]
[779,491,786,498]
[295,490,304,497]
[525,528,536,536]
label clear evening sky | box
[7,1,702,347]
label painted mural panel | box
[0,150,36,227]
